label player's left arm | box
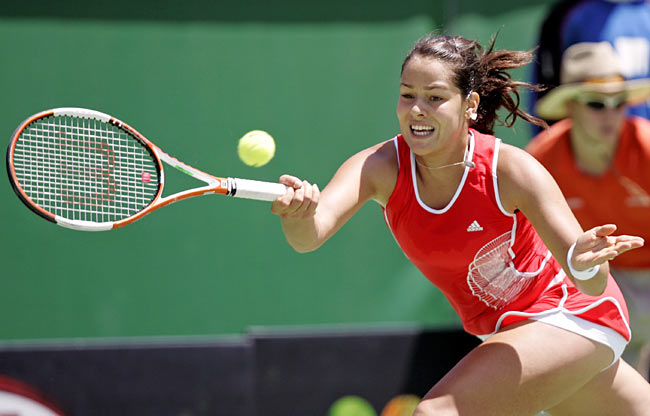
[497,143,644,296]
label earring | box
[470,113,477,121]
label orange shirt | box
[526,117,650,269]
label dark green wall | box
[0,0,554,340]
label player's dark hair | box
[401,33,547,134]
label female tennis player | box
[271,34,650,415]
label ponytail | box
[402,33,547,134]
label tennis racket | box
[6,108,288,231]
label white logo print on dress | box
[467,220,483,232]
[467,232,533,310]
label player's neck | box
[414,131,471,173]
[569,127,618,176]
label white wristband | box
[567,242,600,281]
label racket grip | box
[230,178,288,201]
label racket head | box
[6,108,163,231]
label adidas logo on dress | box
[467,220,483,232]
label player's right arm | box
[271,140,397,252]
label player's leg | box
[545,358,650,415]
[413,320,619,416]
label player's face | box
[397,55,469,156]
[569,93,627,144]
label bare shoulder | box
[361,138,399,206]
[496,142,556,213]
[340,138,399,207]
[497,142,545,181]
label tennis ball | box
[237,130,275,167]
[328,395,377,416]
[380,394,420,416]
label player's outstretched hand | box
[271,174,320,219]
[570,224,645,270]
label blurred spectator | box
[529,0,650,135]
[526,42,650,379]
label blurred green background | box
[0,0,554,340]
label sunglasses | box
[576,95,627,111]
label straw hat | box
[535,41,650,120]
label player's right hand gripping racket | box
[6,108,288,231]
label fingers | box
[587,233,643,254]
[271,176,320,219]
[578,224,620,250]
[611,235,645,255]
[597,236,643,262]
[289,180,319,218]
[278,174,305,190]
[573,225,644,267]
[591,224,617,238]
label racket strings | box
[12,115,159,223]
[467,232,533,310]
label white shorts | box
[531,310,627,367]
[477,311,627,367]
[477,280,629,368]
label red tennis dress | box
[382,129,631,340]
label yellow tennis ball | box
[328,396,376,416]
[238,130,275,167]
